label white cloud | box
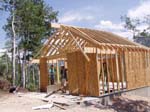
[59,6,99,23]
[94,1,150,40]
[94,20,133,39]
[128,0,150,19]
[95,20,124,31]
[59,11,94,23]
[113,31,133,40]
[136,24,149,30]
[0,49,6,53]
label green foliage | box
[3,0,58,55]
[121,15,140,37]
[140,29,150,37]
[0,53,12,81]
[26,64,40,91]
[1,0,58,88]
[27,83,37,91]
[121,15,150,38]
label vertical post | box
[105,48,110,93]
[120,50,124,90]
[110,51,115,92]
[56,60,60,83]
[115,51,120,91]
[100,49,105,94]
[40,57,48,92]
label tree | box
[0,52,12,81]
[3,0,58,87]
[1,0,18,86]
[121,15,150,47]
[121,15,150,38]
[121,15,140,38]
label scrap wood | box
[53,103,66,110]
[45,88,62,98]
[41,98,70,106]
[41,98,49,102]
[53,101,70,106]
[32,103,53,110]
[40,99,67,110]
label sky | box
[0,0,150,49]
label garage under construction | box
[36,24,150,96]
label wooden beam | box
[45,31,67,56]
[68,30,90,61]
[100,48,105,94]
[115,50,120,91]
[47,53,66,60]
[40,57,48,92]
[105,47,110,93]
[110,51,115,92]
[56,60,60,83]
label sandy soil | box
[0,91,47,112]
[0,91,114,112]
[0,90,150,112]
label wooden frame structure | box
[37,24,150,96]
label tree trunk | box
[32,66,35,86]
[18,50,22,86]
[22,50,26,88]
[5,52,9,74]
[12,11,16,86]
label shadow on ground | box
[110,97,150,112]
[84,97,150,112]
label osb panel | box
[124,52,134,89]
[67,51,99,96]
[124,51,149,90]
[147,52,150,86]
[76,51,86,95]
[67,52,79,95]
[40,58,49,92]
[85,53,100,96]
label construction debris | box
[32,102,53,110]
[45,88,62,98]
[53,103,66,110]
[13,91,150,111]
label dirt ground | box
[0,90,150,112]
[0,91,47,112]
[0,90,113,112]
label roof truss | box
[36,24,149,60]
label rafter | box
[68,29,90,61]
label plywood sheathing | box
[67,52,79,94]
[85,53,100,96]
[147,51,150,86]
[124,50,150,89]
[67,51,99,96]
